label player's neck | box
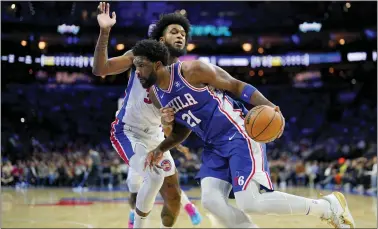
[168,56,179,65]
[156,66,172,90]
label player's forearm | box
[157,129,191,152]
[92,28,111,76]
[250,89,275,107]
[162,124,173,137]
[238,82,275,108]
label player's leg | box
[158,171,181,228]
[111,130,164,228]
[159,173,202,227]
[126,167,143,228]
[111,130,150,227]
[129,144,165,228]
[198,149,258,228]
[201,177,258,228]
[231,141,356,228]
[180,189,202,225]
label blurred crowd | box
[269,156,377,195]
[2,133,377,195]
[0,141,200,189]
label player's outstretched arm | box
[92,2,134,76]
[185,60,276,108]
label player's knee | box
[234,183,262,213]
[160,189,181,227]
[160,175,181,209]
[165,190,181,209]
[235,197,260,213]
[201,177,231,212]
[201,192,224,212]
[147,170,165,187]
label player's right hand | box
[144,149,164,173]
[97,2,116,30]
[274,106,285,138]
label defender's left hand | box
[160,107,175,126]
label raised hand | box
[97,2,116,30]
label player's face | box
[133,56,158,88]
[160,24,187,57]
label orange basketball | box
[244,105,283,143]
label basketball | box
[244,105,284,143]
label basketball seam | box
[258,113,284,142]
[250,107,266,138]
[253,109,276,140]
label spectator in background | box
[306,161,318,189]
[119,162,128,185]
[27,161,38,185]
[56,160,68,186]
[2,161,14,186]
[73,159,86,187]
[101,160,112,188]
[48,162,57,186]
[320,163,336,187]
[342,160,358,191]
[295,160,306,186]
[65,162,75,186]
[88,149,101,187]
[365,156,377,193]
[37,161,48,186]
[111,159,122,187]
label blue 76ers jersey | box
[152,62,274,192]
[152,62,249,150]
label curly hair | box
[149,13,191,44]
[132,39,169,65]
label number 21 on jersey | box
[182,110,201,127]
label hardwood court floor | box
[2,187,376,228]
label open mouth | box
[174,41,183,46]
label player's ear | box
[159,37,165,43]
[154,61,163,71]
[153,61,161,72]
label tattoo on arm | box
[93,30,110,74]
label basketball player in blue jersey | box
[92,3,201,228]
[132,39,356,228]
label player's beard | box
[166,42,187,57]
[141,73,157,89]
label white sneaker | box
[322,192,356,228]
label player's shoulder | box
[123,49,134,57]
[180,60,211,75]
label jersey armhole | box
[151,85,164,108]
[177,62,208,92]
